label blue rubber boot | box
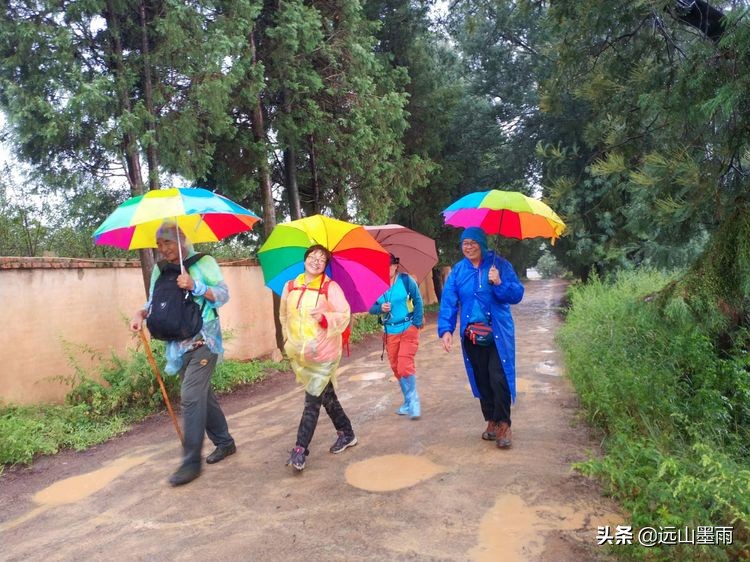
[396,377,409,415]
[405,375,420,420]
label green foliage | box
[211,358,286,393]
[65,341,179,418]
[541,0,750,281]
[558,270,750,560]
[0,403,130,465]
[349,313,381,344]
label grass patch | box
[558,270,750,560]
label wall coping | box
[0,256,259,270]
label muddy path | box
[0,279,621,561]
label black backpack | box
[147,253,209,341]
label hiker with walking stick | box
[130,220,236,486]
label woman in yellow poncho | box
[280,244,357,471]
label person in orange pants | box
[369,254,424,419]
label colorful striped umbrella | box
[93,187,260,249]
[258,215,390,313]
[442,190,565,243]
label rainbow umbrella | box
[258,215,390,313]
[93,187,260,249]
[442,190,565,243]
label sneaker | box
[287,446,306,471]
[496,422,512,449]
[481,421,497,441]
[329,431,358,454]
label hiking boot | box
[482,421,497,441]
[168,464,201,487]
[206,442,236,464]
[287,446,307,471]
[496,422,512,449]
[329,431,358,454]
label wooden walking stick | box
[139,329,184,445]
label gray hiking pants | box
[178,344,234,468]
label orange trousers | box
[385,325,420,378]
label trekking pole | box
[139,329,184,446]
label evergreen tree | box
[544,0,750,327]
[0,0,260,286]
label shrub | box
[558,269,750,560]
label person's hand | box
[130,309,147,332]
[441,332,453,353]
[177,272,194,291]
[381,302,392,314]
[309,304,326,322]
[488,265,501,286]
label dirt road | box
[0,279,621,561]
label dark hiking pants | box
[463,336,511,426]
[296,381,353,453]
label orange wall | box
[3,258,436,405]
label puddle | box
[535,361,561,376]
[539,349,556,354]
[469,494,620,562]
[348,371,388,382]
[33,455,150,506]
[532,326,549,333]
[345,454,445,492]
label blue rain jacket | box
[437,251,524,400]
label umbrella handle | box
[139,329,184,446]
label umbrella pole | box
[174,219,185,274]
[139,329,184,445]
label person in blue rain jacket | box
[437,227,524,449]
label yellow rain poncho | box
[280,273,351,396]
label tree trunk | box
[658,207,750,342]
[306,133,321,215]
[285,146,302,220]
[281,87,302,220]
[139,1,160,193]
[249,30,283,349]
[106,0,154,293]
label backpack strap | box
[400,273,414,294]
[183,252,206,269]
[183,253,217,319]
[319,278,331,298]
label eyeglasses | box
[462,240,480,247]
[306,256,327,265]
